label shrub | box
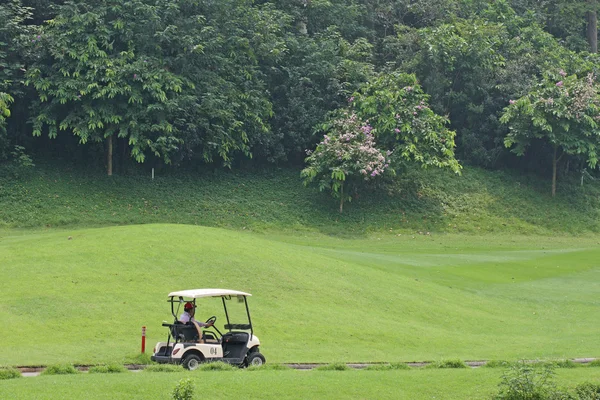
[552,360,578,369]
[143,364,184,373]
[316,363,351,371]
[575,382,600,400]
[587,360,600,368]
[0,367,21,380]
[529,360,579,369]
[364,362,411,371]
[493,362,561,400]
[172,378,195,400]
[88,364,128,374]
[198,362,236,371]
[426,359,468,369]
[41,364,79,375]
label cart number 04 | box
[210,347,218,355]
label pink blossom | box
[394,128,400,133]
[361,125,373,134]
[348,96,354,103]
[559,69,567,77]
[509,100,515,105]
[556,81,563,87]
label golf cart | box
[151,289,265,370]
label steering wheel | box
[204,315,222,337]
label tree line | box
[1,0,600,199]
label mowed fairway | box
[0,224,599,366]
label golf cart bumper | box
[150,355,181,364]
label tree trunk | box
[339,182,344,213]
[551,145,557,197]
[107,135,113,176]
[588,1,598,53]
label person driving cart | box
[179,302,214,327]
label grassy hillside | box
[1,164,600,235]
[1,224,598,366]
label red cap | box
[184,302,195,310]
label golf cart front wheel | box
[246,352,266,367]
[182,354,202,370]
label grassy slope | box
[1,224,598,366]
[1,164,600,235]
[1,368,599,400]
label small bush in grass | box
[493,362,561,400]
[530,360,579,369]
[88,364,128,374]
[426,359,467,369]
[553,359,578,369]
[316,363,351,371]
[587,360,600,367]
[143,364,184,373]
[172,378,195,400]
[198,362,236,371]
[247,364,290,371]
[0,367,21,380]
[575,382,600,399]
[42,364,79,375]
[365,363,411,371]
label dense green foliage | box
[502,70,600,195]
[0,0,599,188]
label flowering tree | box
[351,72,461,173]
[500,70,600,196]
[301,112,393,213]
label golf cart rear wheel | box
[246,352,266,367]
[182,354,202,370]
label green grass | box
[143,364,184,373]
[40,364,79,376]
[0,367,21,380]
[88,363,128,374]
[1,164,600,235]
[425,359,468,369]
[364,362,412,371]
[2,164,600,398]
[1,368,599,400]
[315,363,352,371]
[1,224,599,366]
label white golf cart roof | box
[168,289,252,299]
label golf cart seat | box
[170,322,198,342]
[169,322,220,344]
